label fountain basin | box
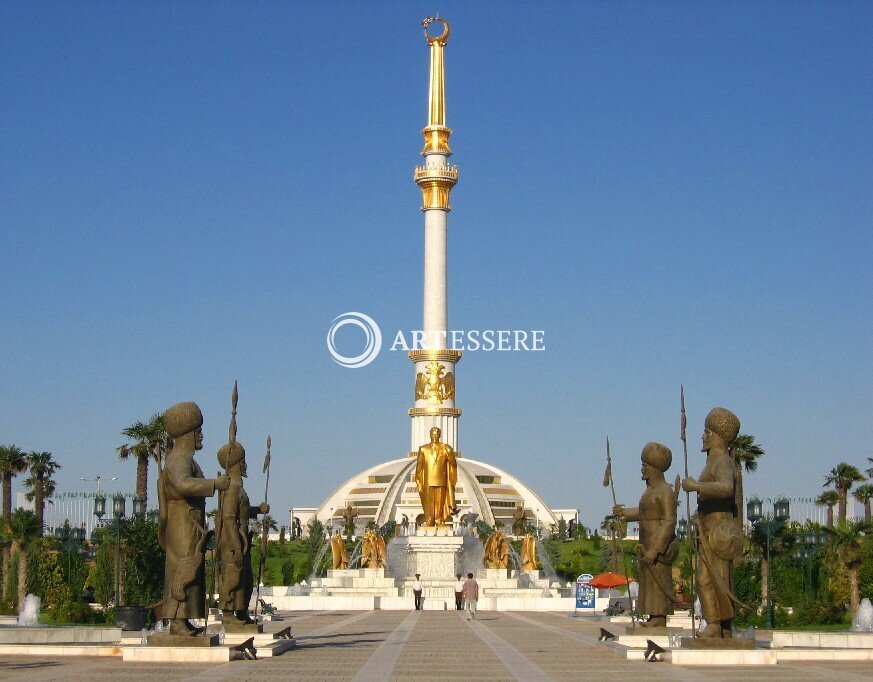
[0,626,122,645]
[766,631,873,649]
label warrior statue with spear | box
[157,401,229,638]
[612,442,680,628]
[215,382,270,630]
[682,405,746,639]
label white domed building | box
[295,456,576,538]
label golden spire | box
[420,16,452,156]
[415,16,458,211]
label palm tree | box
[867,457,873,479]
[853,484,873,523]
[824,463,867,523]
[0,445,28,600]
[117,414,169,508]
[730,434,765,529]
[823,520,873,613]
[748,521,788,608]
[816,490,839,528]
[0,509,41,609]
[24,451,60,536]
[255,514,279,535]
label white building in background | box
[289,456,577,539]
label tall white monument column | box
[409,17,461,456]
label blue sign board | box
[575,573,595,610]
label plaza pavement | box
[0,610,872,680]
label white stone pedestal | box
[404,534,465,579]
[310,567,399,596]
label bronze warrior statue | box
[682,407,744,638]
[613,442,679,628]
[215,439,269,625]
[157,402,229,637]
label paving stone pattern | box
[0,611,871,680]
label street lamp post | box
[796,529,826,599]
[81,475,118,493]
[112,494,126,606]
[54,520,86,587]
[747,496,791,629]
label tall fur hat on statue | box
[164,402,203,438]
[704,407,740,445]
[641,442,672,472]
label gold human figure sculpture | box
[414,427,458,528]
[360,529,387,569]
[520,533,539,571]
[157,402,229,637]
[682,408,744,638]
[330,530,349,570]
[483,530,510,569]
[613,442,679,629]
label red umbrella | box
[586,572,635,589]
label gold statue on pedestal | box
[483,530,510,569]
[361,529,387,569]
[520,533,539,571]
[414,427,458,528]
[330,530,348,570]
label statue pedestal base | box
[147,634,219,647]
[403,534,466,579]
[679,636,756,650]
[221,621,263,634]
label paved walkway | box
[0,611,872,680]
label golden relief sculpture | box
[483,530,510,569]
[360,529,387,569]
[330,530,349,570]
[415,427,458,527]
[521,533,539,572]
[415,361,455,404]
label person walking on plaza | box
[412,573,424,610]
[454,573,464,610]
[462,572,479,621]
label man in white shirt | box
[454,573,464,610]
[462,572,479,621]
[412,574,424,610]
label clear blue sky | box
[1,2,871,529]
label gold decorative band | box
[408,349,462,363]
[408,407,461,417]
[421,125,452,155]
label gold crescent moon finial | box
[422,16,450,45]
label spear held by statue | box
[254,434,272,619]
[603,437,637,626]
